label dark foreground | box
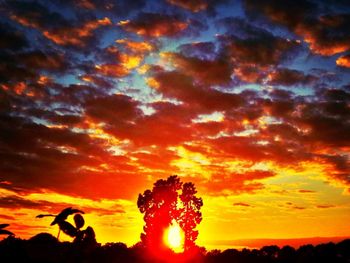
[1,234,350,263]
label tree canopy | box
[137,175,203,254]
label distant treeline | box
[1,233,350,263]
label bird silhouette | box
[36,207,84,239]
[36,207,84,225]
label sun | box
[163,220,185,253]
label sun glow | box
[164,220,185,253]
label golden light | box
[336,55,350,68]
[121,54,142,70]
[163,220,185,253]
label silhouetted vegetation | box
[35,207,96,246]
[2,178,349,262]
[1,235,350,263]
[137,175,203,254]
[36,207,86,239]
[0,224,13,236]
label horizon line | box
[203,236,350,250]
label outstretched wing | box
[51,207,84,225]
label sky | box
[0,0,350,249]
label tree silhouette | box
[137,175,203,254]
[178,182,203,251]
[0,224,13,236]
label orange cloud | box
[336,54,350,68]
[267,68,316,86]
[95,64,130,78]
[10,9,111,47]
[167,0,208,12]
[233,66,264,83]
[2,0,350,247]
[116,39,155,54]
[196,170,276,195]
[42,17,111,46]
[244,0,350,56]
[119,13,188,37]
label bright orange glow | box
[38,75,51,85]
[163,220,185,253]
[116,39,154,53]
[120,54,142,70]
[297,27,349,56]
[336,55,350,68]
[95,63,130,77]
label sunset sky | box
[0,0,350,249]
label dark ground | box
[1,233,350,263]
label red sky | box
[0,0,350,248]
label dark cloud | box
[4,0,70,29]
[296,103,350,147]
[205,135,310,165]
[85,94,142,125]
[178,41,217,60]
[148,69,243,113]
[243,0,317,29]
[243,0,350,56]
[166,0,233,15]
[0,195,50,209]
[0,111,146,199]
[40,17,112,47]
[4,0,111,48]
[267,68,316,86]
[0,195,125,215]
[222,33,300,67]
[119,12,188,37]
[163,52,232,85]
[0,22,29,51]
[215,18,302,84]
[0,0,349,204]
[73,0,145,14]
[0,48,68,86]
[107,101,195,146]
[166,0,208,12]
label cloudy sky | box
[0,0,349,248]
